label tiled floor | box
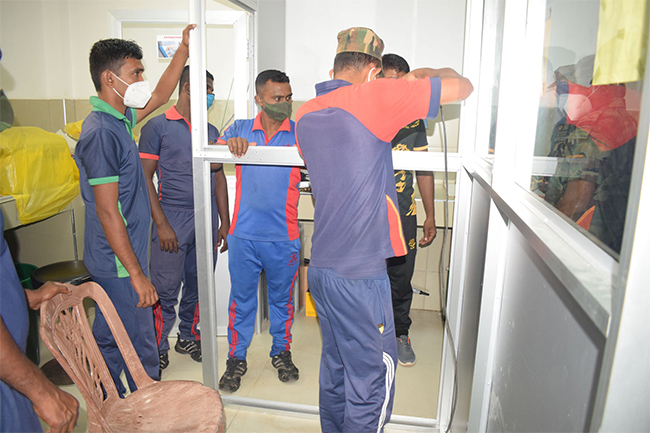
[39,308,443,432]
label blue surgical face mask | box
[207,93,215,110]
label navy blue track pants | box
[92,275,159,396]
[150,208,219,354]
[309,266,398,433]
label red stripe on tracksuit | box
[153,301,164,345]
[285,167,301,241]
[228,165,243,236]
[191,302,201,341]
[227,300,239,358]
[284,268,299,351]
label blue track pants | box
[308,266,397,433]
[226,235,300,359]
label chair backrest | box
[39,282,155,431]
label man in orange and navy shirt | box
[139,66,229,372]
[295,27,473,432]
[217,69,301,393]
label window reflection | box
[531,0,646,256]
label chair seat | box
[103,380,224,432]
[40,283,225,432]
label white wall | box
[257,0,286,72]
[122,23,235,100]
[0,0,240,100]
[1,0,468,130]
[285,0,467,100]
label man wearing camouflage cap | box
[296,27,473,432]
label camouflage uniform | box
[544,124,601,207]
[544,122,635,254]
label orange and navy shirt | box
[217,113,300,241]
[295,78,440,277]
[139,106,220,210]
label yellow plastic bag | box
[0,127,80,225]
[64,119,138,142]
[63,120,84,140]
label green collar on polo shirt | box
[90,96,136,140]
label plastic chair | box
[39,282,225,433]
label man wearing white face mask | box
[74,25,194,396]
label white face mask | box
[111,72,152,109]
[367,67,376,83]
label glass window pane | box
[530,0,646,257]
[475,0,506,158]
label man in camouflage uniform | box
[382,54,437,367]
[545,80,637,254]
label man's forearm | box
[145,178,169,228]
[151,44,188,103]
[138,24,194,123]
[416,171,435,220]
[214,171,230,230]
[0,318,55,403]
[1,317,79,431]
[409,67,462,80]
[556,179,596,220]
[405,67,474,104]
[142,159,169,228]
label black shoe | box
[159,352,169,370]
[218,358,248,393]
[271,350,299,383]
[174,335,202,362]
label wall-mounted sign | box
[157,35,182,59]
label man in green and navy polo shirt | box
[75,25,194,395]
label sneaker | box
[397,335,416,366]
[174,334,202,362]
[271,350,300,382]
[159,352,169,370]
[218,358,248,393]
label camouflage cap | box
[336,27,384,61]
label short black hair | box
[89,39,143,92]
[255,69,290,95]
[382,53,410,74]
[333,52,382,75]
[179,65,215,96]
